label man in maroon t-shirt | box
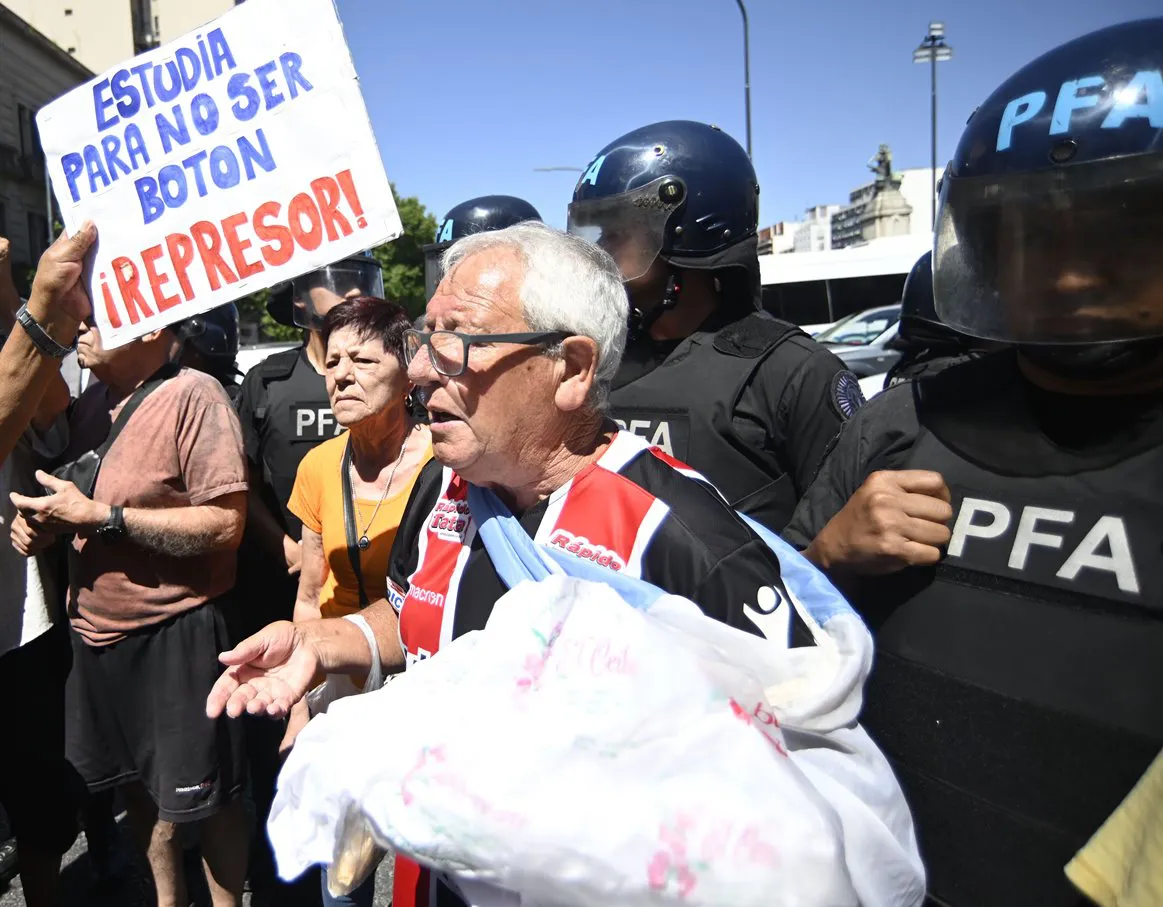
[11,317,250,907]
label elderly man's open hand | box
[207,621,320,720]
[29,222,96,324]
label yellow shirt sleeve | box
[288,441,330,536]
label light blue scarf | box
[466,483,853,627]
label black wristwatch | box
[98,505,126,540]
[16,303,76,360]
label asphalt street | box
[0,815,394,907]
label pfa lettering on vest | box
[293,405,340,439]
[946,495,1146,604]
[611,412,691,459]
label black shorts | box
[66,603,246,823]
[0,624,85,855]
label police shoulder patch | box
[830,370,866,420]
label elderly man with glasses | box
[206,222,839,907]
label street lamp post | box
[734,0,752,159]
[913,22,952,231]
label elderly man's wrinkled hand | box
[10,512,56,557]
[805,469,954,577]
[207,620,320,720]
[28,222,96,324]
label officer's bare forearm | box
[98,492,247,557]
[301,599,405,677]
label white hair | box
[441,221,628,410]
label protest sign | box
[37,0,400,348]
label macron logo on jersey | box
[548,530,626,572]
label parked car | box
[815,304,901,348]
[829,321,903,378]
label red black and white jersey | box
[386,431,806,907]
[388,431,797,666]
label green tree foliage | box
[236,184,438,341]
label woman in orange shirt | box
[284,295,431,905]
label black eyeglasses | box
[402,329,572,378]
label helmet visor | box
[566,176,683,281]
[422,242,450,301]
[291,259,385,329]
[934,154,1163,345]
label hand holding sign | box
[37,0,400,349]
[28,223,98,325]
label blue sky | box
[338,0,1156,230]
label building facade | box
[757,220,801,256]
[0,3,93,279]
[4,0,237,73]
[793,205,840,253]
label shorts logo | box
[174,779,213,796]
[548,530,625,572]
[429,497,470,540]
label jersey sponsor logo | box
[407,585,446,609]
[547,529,626,571]
[610,410,690,459]
[997,69,1163,152]
[429,496,471,541]
[405,646,432,667]
[292,404,341,439]
[946,494,1147,604]
[387,580,407,614]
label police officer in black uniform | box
[175,303,243,403]
[568,121,864,530]
[422,195,542,299]
[881,251,991,389]
[233,251,383,906]
[783,20,1163,906]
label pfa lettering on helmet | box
[579,154,607,188]
[436,217,455,243]
[997,69,1163,151]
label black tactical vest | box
[851,366,1163,907]
[248,347,339,535]
[608,312,802,529]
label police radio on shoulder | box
[15,303,76,360]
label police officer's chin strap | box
[628,269,682,342]
[1020,337,1163,382]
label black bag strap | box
[97,361,181,460]
[340,438,370,608]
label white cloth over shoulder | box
[270,575,925,907]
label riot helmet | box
[266,251,384,330]
[933,18,1163,377]
[898,252,971,349]
[568,120,760,335]
[175,303,240,361]
[423,196,542,300]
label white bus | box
[759,233,931,332]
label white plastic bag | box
[270,576,924,907]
